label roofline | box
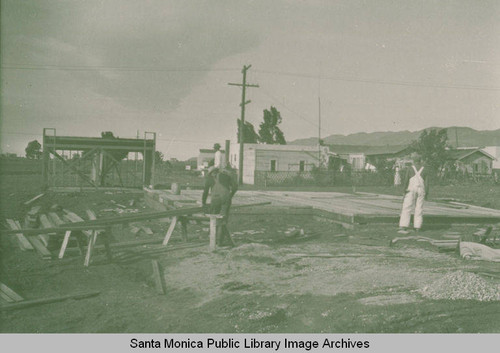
[454,149,496,161]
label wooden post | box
[84,230,97,267]
[103,227,113,261]
[208,214,222,252]
[151,260,166,294]
[58,230,72,259]
[162,217,178,246]
[179,216,188,242]
[225,139,230,166]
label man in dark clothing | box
[202,165,238,246]
[202,165,217,208]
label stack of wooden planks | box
[0,282,24,304]
[5,218,51,259]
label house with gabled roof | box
[448,148,495,174]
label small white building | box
[482,146,500,170]
[229,143,329,184]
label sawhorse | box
[162,216,189,246]
[161,214,222,252]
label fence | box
[254,170,498,187]
[254,170,393,187]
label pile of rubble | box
[420,271,500,302]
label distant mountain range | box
[290,127,500,147]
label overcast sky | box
[1,0,499,159]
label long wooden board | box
[5,219,33,251]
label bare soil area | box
[1,178,499,333]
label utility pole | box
[228,65,259,184]
[318,72,322,167]
[318,96,322,165]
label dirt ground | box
[1,186,500,333]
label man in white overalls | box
[399,154,429,233]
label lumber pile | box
[389,235,460,251]
[0,282,24,303]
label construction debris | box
[390,235,459,251]
[23,193,45,206]
[0,283,24,303]
[5,219,34,251]
[151,260,166,294]
[420,271,500,302]
[0,291,100,312]
[460,241,500,262]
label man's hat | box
[213,143,221,150]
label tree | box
[155,151,165,165]
[237,119,260,143]
[258,106,286,144]
[25,140,42,159]
[411,128,449,175]
[101,131,115,138]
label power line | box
[254,69,500,92]
[2,63,499,90]
[1,64,240,73]
[257,87,319,128]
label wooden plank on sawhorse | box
[5,219,33,251]
[59,210,92,260]
[38,214,55,247]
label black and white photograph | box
[1,0,499,344]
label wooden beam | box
[84,231,97,267]
[0,291,100,312]
[1,202,272,236]
[5,219,33,251]
[151,260,166,294]
[51,150,98,188]
[26,236,52,259]
[58,230,72,259]
[24,194,45,206]
[162,217,178,246]
[0,283,24,302]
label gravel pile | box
[420,271,500,302]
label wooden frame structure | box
[2,202,269,267]
[42,129,156,189]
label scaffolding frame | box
[42,129,156,189]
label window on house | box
[299,160,305,172]
[270,160,277,171]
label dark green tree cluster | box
[237,119,260,143]
[25,140,42,159]
[411,128,449,174]
[237,106,287,145]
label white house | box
[229,143,329,184]
[482,146,500,171]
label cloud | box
[2,0,499,158]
